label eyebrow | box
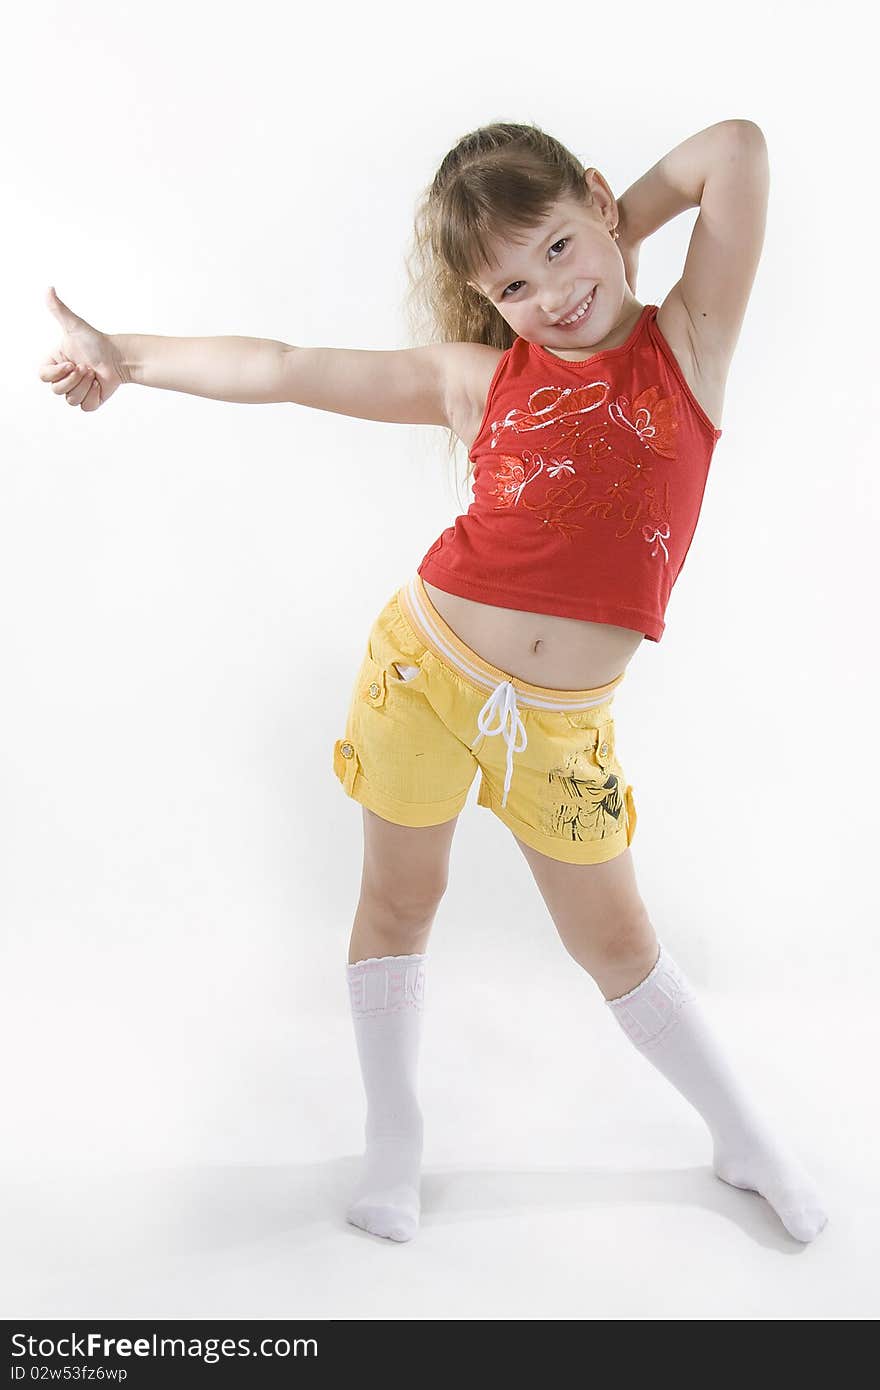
[485,225,566,297]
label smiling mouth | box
[554,288,597,329]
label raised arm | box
[614,119,769,369]
[614,120,737,247]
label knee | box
[584,912,659,999]
[359,875,448,932]
[593,910,657,966]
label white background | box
[2,0,877,1320]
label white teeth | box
[559,291,594,325]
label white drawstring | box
[469,680,528,809]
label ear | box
[583,167,617,226]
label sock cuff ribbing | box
[346,953,427,1017]
[604,943,697,1049]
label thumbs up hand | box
[38,287,129,411]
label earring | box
[611,226,620,240]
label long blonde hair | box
[404,121,593,504]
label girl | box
[40,119,827,1248]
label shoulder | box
[441,342,506,453]
[654,283,726,433]
[446,340,506,399]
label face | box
[467,170,640,358]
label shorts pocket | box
[392,661,422,682]
[624,783,638,846]
[562,714,616,771]
[333,736,362,795]
[363,629,429,699]
[563,717,616,772]
[386,652,429,692]
[593,719,616,772]
[358,655,388,709]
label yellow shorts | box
[332,575,638,865]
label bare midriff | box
[421,579,644,690]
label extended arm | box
[112,333,293,404]
[110,330,486,429]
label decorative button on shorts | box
[332,574,637,865]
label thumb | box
[46,285,94,334]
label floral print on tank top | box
[482,377,681,563]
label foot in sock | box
[346,953,427,1242]
[347,1127,423,1242]
[711,1122,827,1243]
[605,943,829,1243]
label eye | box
[501,238,570,299]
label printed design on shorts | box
[481,381,681,556]
[542,754,626,842]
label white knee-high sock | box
[604,943,828,1243]
[345,952,427,1243]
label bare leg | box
[509,841,658,997]
[348,806,459,963]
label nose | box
[541,291,572,321]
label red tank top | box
[417,303,722,642]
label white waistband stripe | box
[403,578,618,712]
[401,576,621,812]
